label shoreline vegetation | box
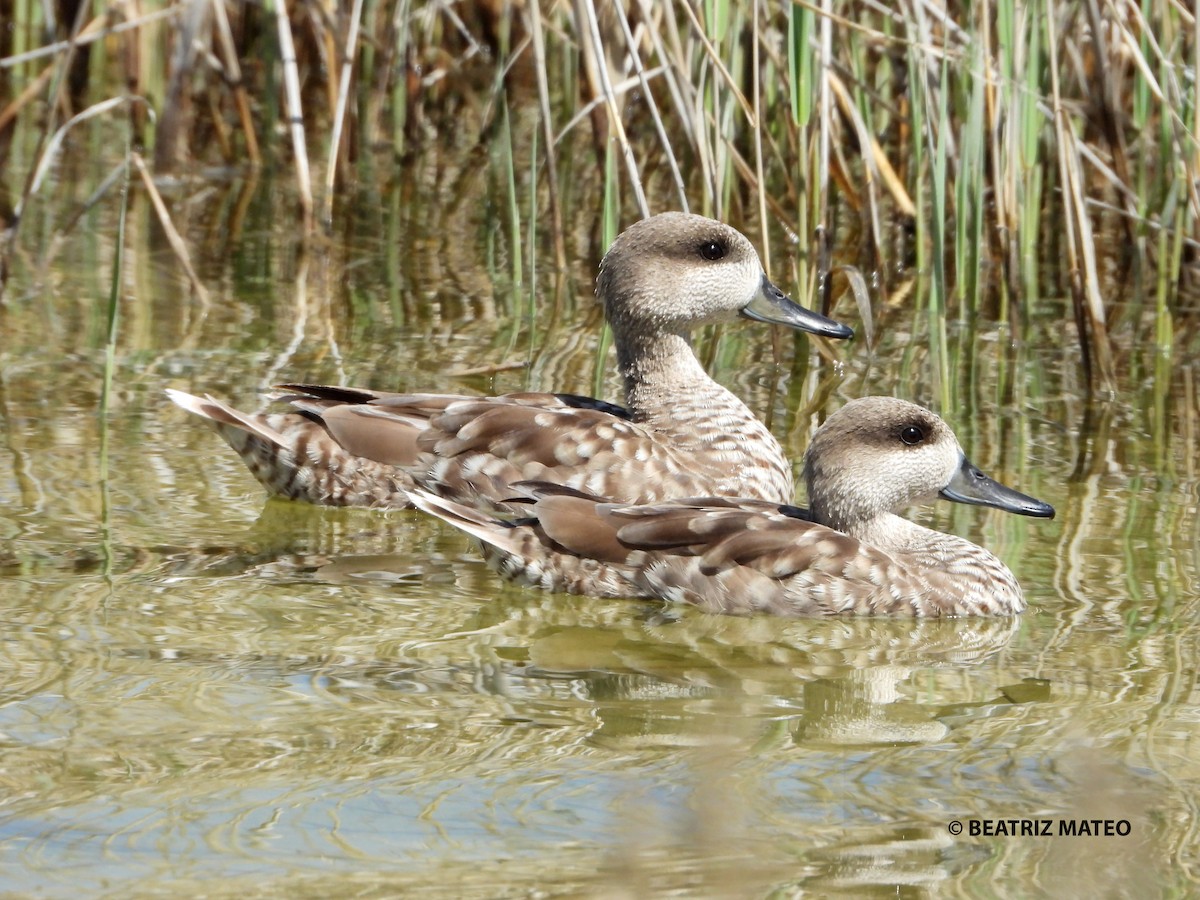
[0,1,1197,392]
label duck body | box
[411,397,1056,617]
[169,213,851,510]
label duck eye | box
[698,240,726,261]
[900,424,924,445]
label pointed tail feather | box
[166,389,290,448]
[409,490,523,555]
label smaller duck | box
[411,397,1055,617]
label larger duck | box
[168,213,852,509]
[411,398,1055,617]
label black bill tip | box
[740,273,854,340]
[939,455,1055,519]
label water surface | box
[1,131,1197,898]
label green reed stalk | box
[701,0,740,220]
[787,1,814,302]
[499,96,522,288]
[956,39,986,312]
[391,0,410,157]
[97,146,129,577]
[930,60,949,320]
[813,0,832,300]
[845,17,870,141]
[1155,169,1181,353]
[787,3,811,127]
[528,0,567,269]
[930,57,951,407]
[905,38,927,279]
[526,124,538,345]
[593,142,619,400]
[1131,0,1152,232]
[1016,2,1043,307]
[751,2,768,274]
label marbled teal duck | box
[410,397,1055,616]
[168,213,852,510]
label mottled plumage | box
[168,213,851,510]
[411,397,1056,617]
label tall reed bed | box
[0,1,1196,391]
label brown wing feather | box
[531,494,631,564]
[607,507,750,551]
[605,498,803,550]
[424,401,631,466]
[318,405,426,467]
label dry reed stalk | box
[0,0,91,297]
[1082,0,1134,239]
[155,0,210,171]
[131,152,211,308]
[204,85,233,160]
[832,77,916,220]
[322,0,364,227]
[826,71,885,276]
[573,0,613,155]
[0,5,182,69]
[634,0,696,151]
[19,96,133,213]
[0,63,55,134]
[274,0,314,233]
[316,3,339,134]
[554,68,665,144]
[525,0,568,273]
[613,0,688,212]
[227,172,259,244]
[676,0,753,121]
[1046,7,1115,394]
[578,0,649,217]
[210,0,260,166]
[751,0,768,271]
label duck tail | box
[167,389,413,507]
[409,490,522,554]
[166,389,290,448]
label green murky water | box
[2,133,1198,898]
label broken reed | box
[1,0,1197,389]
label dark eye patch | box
[900,424,925,445]
[698,240,726,261]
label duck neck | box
[828,508,1018,578]
[839,512,939,554]
[811,502,1026,615]
[613,325,795,503]
[617,330,748,432]
[815,504,962,552]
